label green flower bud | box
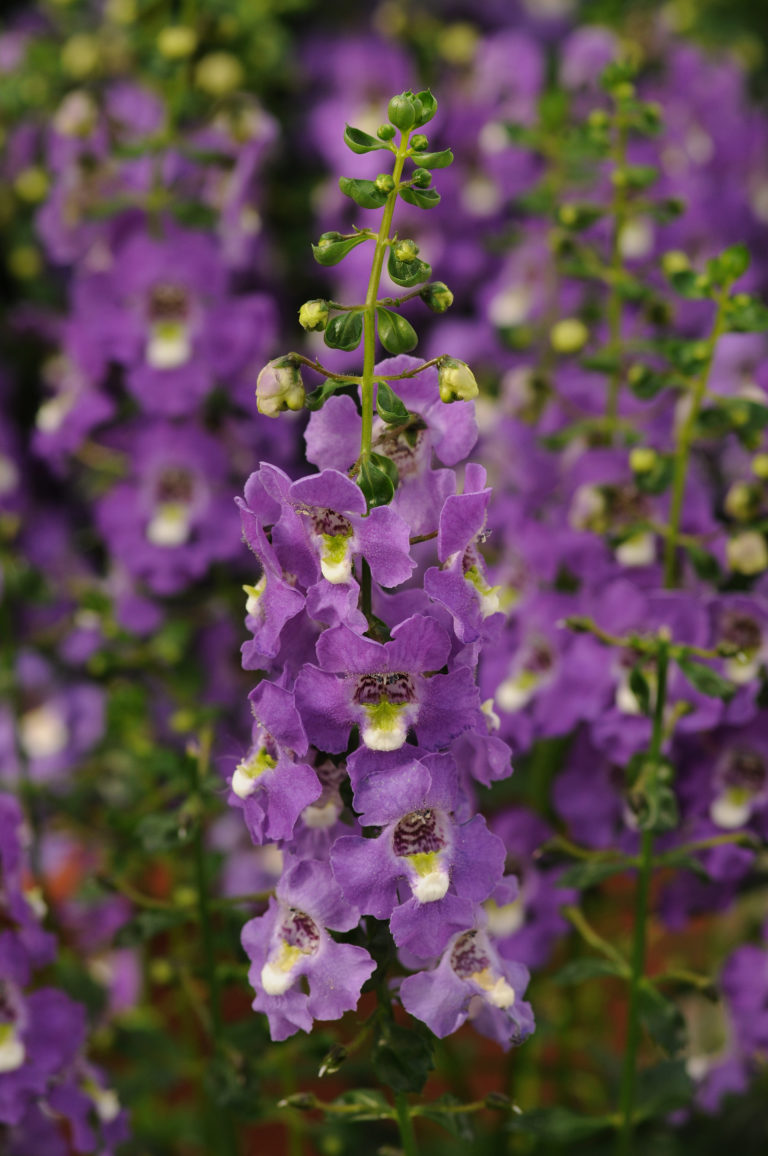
[194,52,244,96]
[629,447,657,474]
[438,356,479,403]
[388,91,421,131]
[411,134,428,151]
[393,239,419,263]
[420,282,454,313]
[298,299,330,332]
[751,453,768,479]
[61,34,100,79]
[14,167,49,204]
[550,318,589,354]
[375,173,395,193]
[411,167,432,188]
[662,250,690,276]
[157,25,198,59]
[727,531,768,576]
[724,482,759,521]
[256,356,305,418]
[377,124,396,141]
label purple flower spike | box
[241,857,375,1041]
[400,926,535,1049]
[295,614,479,753]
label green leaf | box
[724,294,768,333]
[312,233,368,266]
[369,452,399,491]
[115,908,188,946]
[684,542,722,583]
[638,984,687,1057]
[510,1106,613,1143]
[137,812,195,852]
[377,307,418,354]
[413,89,437,126]
[708,243,750,285]
[621,164,659,190]
[413,148,453,168]
[338,177,388,209]
[634,454,674,495]
[328,1089,394,1121]
[387,248,431,287]
[667,268,713,299]
[677,657,735,700]
[629,666,652,715]
[557,202,606,231]
[627,364,670,400]
[636,1060,694,1120]
[323,310,363,352]
[372,1020,435,1093]
[358,456,395,509]
[304,378,349,412]
[416,1094,474,1141]
[553,958,627,985]
[376,382,409,424]
[399,185,441,209]
[557,859,629,889]
[343,125,391,154]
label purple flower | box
[294,614,480,754]
[241,857,375,1041]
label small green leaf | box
[343,125,391,154]
[399,185,441,209]
[376,382,409,424]
[323,310,363,352]
[377,307,418,354]
[387,248,432,287]
[369,452,399,490]
[312,233,368,266]
[553,958,627,985]
[359,456,395,509]
[667,268,713,299]
[629,666,652,715]
[636,1060,694,1120]
[627,364,670,400]
[638,983,687,1057]
[338,177,388,209]
[724,295,768,333]
[684,542,721,583]
[304,378,349,412]
[620,164,659,190]
[677,657,735,700]
[413,148,453,168]
[372,1019,435,1093]
[328,1089,394,1121]
[708,243,750,286]
[413,89,437,126]
[416,1094,474,1141]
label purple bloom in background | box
[241,857,374,1041]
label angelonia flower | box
[234,90,535,1051]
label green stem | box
[360,130,411,463]
[394,1091,420,1156]
[663,293,727,587]
[605,112,629,437]
[616,639,669,1156]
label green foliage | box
[338,177,388,209]
[377,307,418,354]
[638,985,688,1057]
[387,247,432,287]
[677,657,736,700]
[376,381,409,423]
[359,454,397,509]
[312,232,369,265]
[399,185,441,209]
[372,1019,435,1093]
[324,310,364,351]
[553,957,627,985]
[343,125,392,154]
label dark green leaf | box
[399,185,441,209]
[369,452,399,491]
[629,666,652,715]
[667,268,712,299]
[138,812,195,852]
[510,1106,613,1142]
[708,243,750,286]
[115,908,188,946]
[413,148,453,168]
[338,177,388,209]
[621,164,659,190]
[557,859,629,889]
[324,311,363,352]
[304,378,349,412]
[677,657,735,700]
[387,248,431,287]
[627,364,670,399]
[724,295,768,333]
[638,984,687,1057]
[343,125,391,154]
[358,456,395,509]
[376,382,409,424]
[312,233,368,266]
[553,958,626,985]
[558,202,606,231]
[636,1060,694,1120]
[684,542,722,583]
[413,89,437,126]
[634,454,674,495]
[372,1020,435,1093]
[377,307,418,354]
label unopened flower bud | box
[751,453,768,479]
[411,134,428,151]
[14,167,48,204]
[61,34,100,78]
[724,482,760,521]
[411,167,432,187]
[256,356,305,418]
[550,318,589,354]
[438,357,479,403]
[662,250,690,276]
[393,239,419,263]
[157,25,198,59]
[420,282,454,313]
[629,447,657,474]
[194,52,244,96]
[298,299,329,332]
[388,91,421,131]
[377,123,396,140]
[375,173,395,193]
[727,531,768,576]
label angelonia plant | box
[233,88,535,1145]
